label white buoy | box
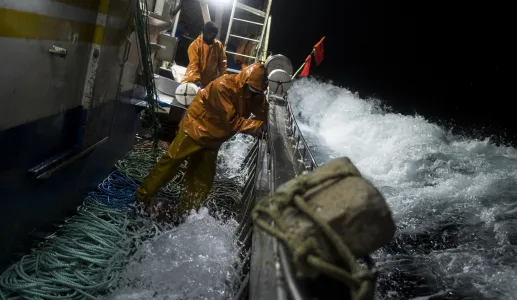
[175,82,200,106]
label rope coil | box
[0,141,174,300]
[252,169,377,300]
[0,137,253,299]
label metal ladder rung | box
[233,17,264,26]
[236,3,266,17]
[227,67,241,73]
[225,51,256,60]
[229,34,260,43]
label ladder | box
[224,0,272,74]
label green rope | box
[205,178,243,219]
[114,141,243,218]
[251,170,377,300]
[0,140,250,299]
[0,143,172,300]
[0,202,163,300]
[114,146,186,198]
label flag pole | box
[292,36,324,79]
[292,49,314,79]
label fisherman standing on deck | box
[136,62,268,218]
[182,21,228,88]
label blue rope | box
[88,171,139,210]
[86,168,181,210]
[0,137,237,299]
[0,168,167,299]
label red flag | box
[313,36,325,66]
[299,55,312,77]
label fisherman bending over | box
[136,63,268,217]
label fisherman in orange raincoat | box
[136,62,268,217]
[234,35,256,70]
[182,21,228,88]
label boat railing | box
[244,91,325,300]
[233,138,261,299]
[285,100,319,171]
[273,96,318,300]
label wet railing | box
[274,97,318,300]
[285,101,318,171]
[245,91,326,300]
[234,91,323,300]
[232,139,261,300]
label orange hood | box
[179,62,269,149]
[235,62,268,91]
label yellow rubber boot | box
[177,147,218,216]
[135,130,204,203]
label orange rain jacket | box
[234,39,255,68]
[182,35,228,87]
[180,62,268,149]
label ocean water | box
[287,78,517,299]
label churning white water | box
[105,135,254,300]
[105,208,240,300]
[288,78,517,299]
[217,134,256,185]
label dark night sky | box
[268,0,515,144]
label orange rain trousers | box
[135,130,218,216]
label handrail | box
[268,96,381,300]
[233,138,261,300]
[248,92,322,300]
[285,101,318,171]
[28,137,108,180]
[275,98,316,300]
